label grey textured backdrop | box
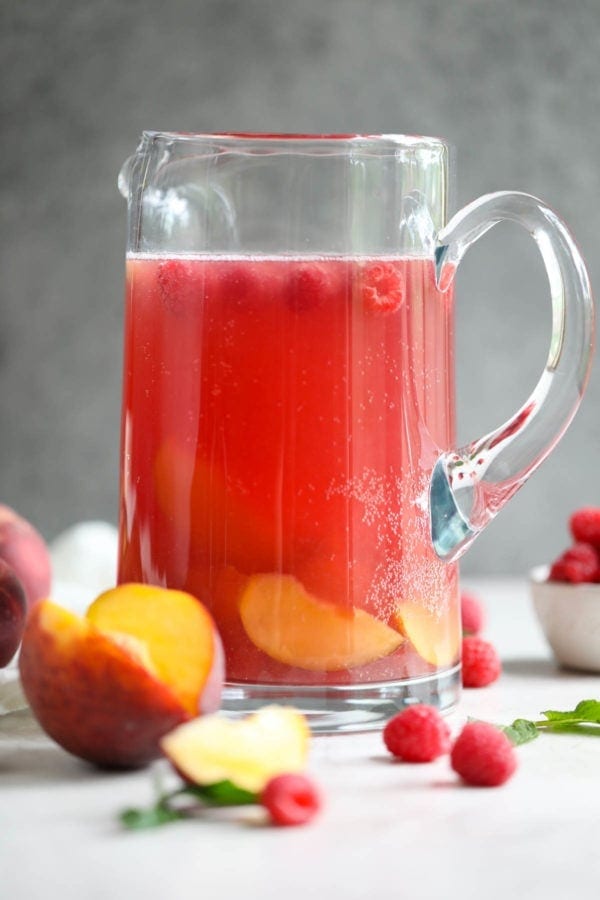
[2,0,598,574]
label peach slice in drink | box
[239,573,404,671]
[393,600,460,668]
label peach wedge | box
[161,705,310,793]
[239,573,403,671]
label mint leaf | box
[542,722,600,736]
[539,699,600,728]
[501,718,539,746]
[120,803,184,830]
[185,780,257,806]
[574,699,600,722]
[119,780,259,831]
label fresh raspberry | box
[383,704,451,762]
[260,773,322,826]
[549,542,600,583]
[360,261,405,314]
[569,507,600,548]
[461,636,501,688]
[460,591,485,635]
[450,721,517,786]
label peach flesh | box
[239,573,404,671]
[86,583,224,717]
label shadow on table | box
[0,709,113,786]
[502,657,597,680]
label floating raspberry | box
[360,261,405,314]
[287,264,330,312]
[450,721,517,786]
[461,636,501,688]
[218,263,258,306]
[157,259,198,317]
[383,704,451,762]
[569,507,600,549]
[260,773,322,826]
[549,542,600,583]
[460,591,485,635]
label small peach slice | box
[393,601,460,667]
[86,584,224,717]
[161,705,310,793]
[239,574,403,671]
[19,600,190,768]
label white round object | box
[530,565,600,672]
[49,521,118,604]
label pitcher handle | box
[430,191,594,561]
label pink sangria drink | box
[118,254,460,692]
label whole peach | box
[0,504,51,607]
[0,558,27,667]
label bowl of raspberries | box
[531,506,600,672]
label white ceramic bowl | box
[530,565,600,672]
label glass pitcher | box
[118,133,594,732]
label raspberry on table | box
[461,636,501,688]
[569,507,600,549]
[450,721,517,786]
[460,591,485,635]
[260,773,322,827]
[383,704,451,762]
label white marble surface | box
[2,577,600,900]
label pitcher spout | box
[118,155,137,199]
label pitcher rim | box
[140,131,450,151]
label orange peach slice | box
[239,574,403,671]
[161,705,310,793]
[19,600,190,768]
[86,584,224,717]
[393,601,460,667]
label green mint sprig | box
[492,699,600,746]
[120,780,258,831]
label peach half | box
[19,585,224,769]
[239,574,403,671]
